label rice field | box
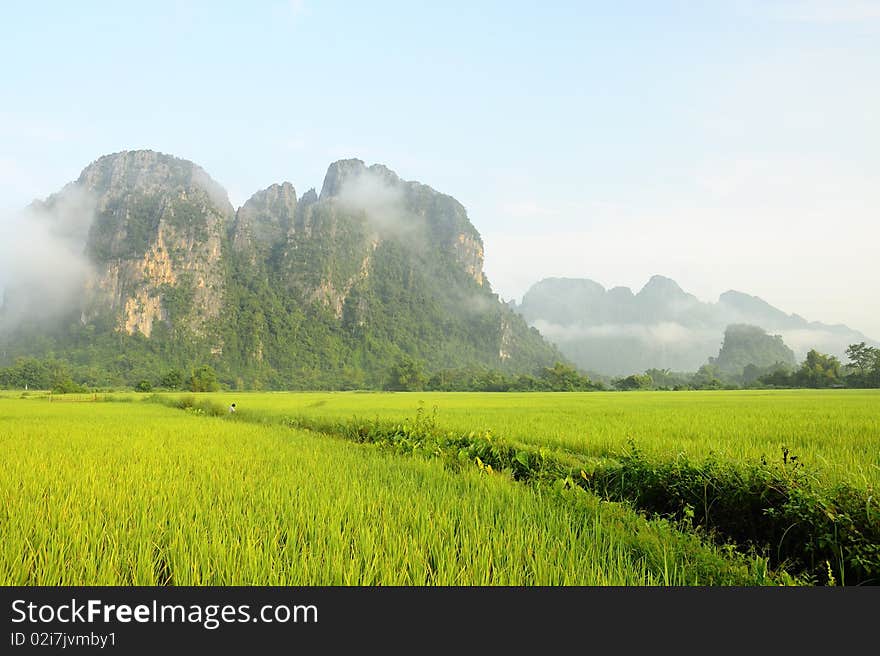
[0,397,778,586]
[205,389,880,488]
[1,389,876,585]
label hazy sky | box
[1,1,878,338]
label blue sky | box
[2,1,878,337]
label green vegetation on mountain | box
[710,324,796,378]
[0,151,561,390]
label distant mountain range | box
[514,275,877,376]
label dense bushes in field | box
[602,447,879,585]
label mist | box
[530,320,718,346]
[334,168,415,239]
[191,166,234,215]
[0,186,96,333]
[775,328,852,360]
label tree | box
[385,355,427,391]
[795,350,842,388]
[845,342,877,380]
[539,361,593,391]
[692,364,723,390]
[614,373,652,391]
[742,363,762,386]
[474,368,511,392]
[645,368,671,389]
[644,368,692,390]
[841,342,880,388]
[2,357,49,390]
[160,369,184,390]
[189,365,220,392]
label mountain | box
[0,150,560,389]
[710,324,796,377]
[516,275,875,376]
[78,150,232,338]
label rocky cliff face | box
[317,159,485,286]
[232,182,297,257]
[244,158,489,322]
[5,150,559,386]
[711,324,796,376]
[65,151,233,338]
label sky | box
[1,0,878,338]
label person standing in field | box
[229,403,236,414]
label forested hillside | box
[0,151,561,390]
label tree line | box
[0,359,222,394]
[2,343,878,393]
[385,357,601,392]
[622,343,880,391]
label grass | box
[192,389,880,488]
[152,389,880,584]
[0,398,782,586]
